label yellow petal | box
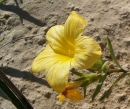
[32,45,55,73]
[64,11,87,43]
[66,89,84,102]
[32,45,72,92]
[60,81,84,102]
[46,25,65,53]
[32,45,71,73]
[66,81,84,90]
[71,36,102,69]
[45,60,71,93]
[46,25,75,57]
[57,94,66,102]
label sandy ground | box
[0,0,130,109]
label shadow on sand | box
[0,66,50,100]
[0,3,46,26]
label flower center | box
[67,49,75,57]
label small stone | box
[101,0,111,4]
[38,38,46,46]
[44,92,51,99]
[102,105,106,109]
[38,26,47,36]
[25,25,33,30]
[6,17,16,25]
[102,24,111,31]
[118,93,127,102]
[123,38,130,43]
[90,17,94,21]
[0,27,4,33]
[0,56,3,60]
[3,14,10,19]
[31,28,38,34]
[74,7,80,11]
[119,8,130,19]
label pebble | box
[38,26,47,36]
[0,27,4,34]
[101,0,111,4]
[119,8,130,19]
[38,38,46,46]
[6,17,16,25]
[2,14,10,19]
[44,92,51,99]
[31,28,38,34]
[118,93,127,102]
[123,38,130,43]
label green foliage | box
[100,73,127,101]
[80,74,101,87]
[0,69,33,109]
[91,58,103,71]
[92,73,107,100]
[106,36,124,71]
[101,61,109,73]
[71,68,101,87]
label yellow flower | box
[57,81,84,102]
[31,11,101,93]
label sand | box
[0,0,130,109]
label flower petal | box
[32,45,71,72]
[46,25,75,57]
[57,94,66,102]
[64,11,87,42]
[45,60,71,93]
[66,89,84,102]
[32,45,71,93]
[32,45,55,73]
[71,36,102,69]
[66,81,84,90]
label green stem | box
[107,68,127,73]
[0,69,34,109]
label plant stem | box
[108,68,125,73]
[0,69,34,109]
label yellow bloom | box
[57,81,84,102]
[32,11,101,93]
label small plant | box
[0,10,129,109]
[32,11,129,102]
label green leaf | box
[71,68,83,76]
[0,79,27,109]
[80,80,91,87]
[106,36,123,70]
[100,73,126,101]
[91,58,103,71]
[0,69,33,109]
[70,68,88,77]
[80,74,100,87]
[74,77,87,81]
[100,89,112,101]
[102,61,109,73]
[92,73,107,100]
